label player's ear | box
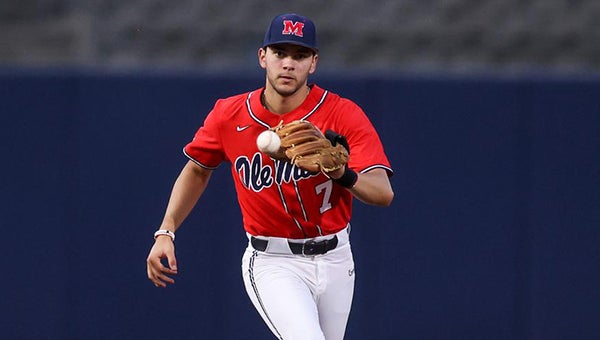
[309,54,318,74]
[258,48,267,69]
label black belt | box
[251,235,339,256]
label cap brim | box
[263,40,318,52]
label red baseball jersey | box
[184,84,392,239]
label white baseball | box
[256,130,281,154]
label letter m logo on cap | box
[282,20,304,37]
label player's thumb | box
[167,253,178,271]
[169,255,177,270]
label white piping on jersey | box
[300,90,328,121]
[275,182,289,213]
[293,180,309,222]
[360,164,394,174]
[291,216,305,235]
[277,182,306,235]
[316,225,323,236]
[276,181,306,235]
[183,147,219,170]
[245,92,271,129]
[245,90,329,128]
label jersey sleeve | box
[336,100,393,176]
[183,100,226,169]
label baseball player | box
[146,13,394,340]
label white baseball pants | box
[241,230,355,340]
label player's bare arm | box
[146,161,213,287]
[160,161,213,229]
[350,168,394,206]
[343,168,393,206]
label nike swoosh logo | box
[236,125,251,132]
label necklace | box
[261,90,268,109]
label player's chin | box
[275,82,302,96]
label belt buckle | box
[302,240,320,256]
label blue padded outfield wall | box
[1,68,599,340]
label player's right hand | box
[146,236,178,288]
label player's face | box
[259,44,318,97]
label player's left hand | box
[146,236,178,288]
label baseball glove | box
[272,120,349,173]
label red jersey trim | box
[183,147,219,170]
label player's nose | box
[282,57,296,70]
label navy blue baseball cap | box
[263,13,318,52]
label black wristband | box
[333,167,358,189]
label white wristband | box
[154,230,175,242]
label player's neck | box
[262,85,310,115]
